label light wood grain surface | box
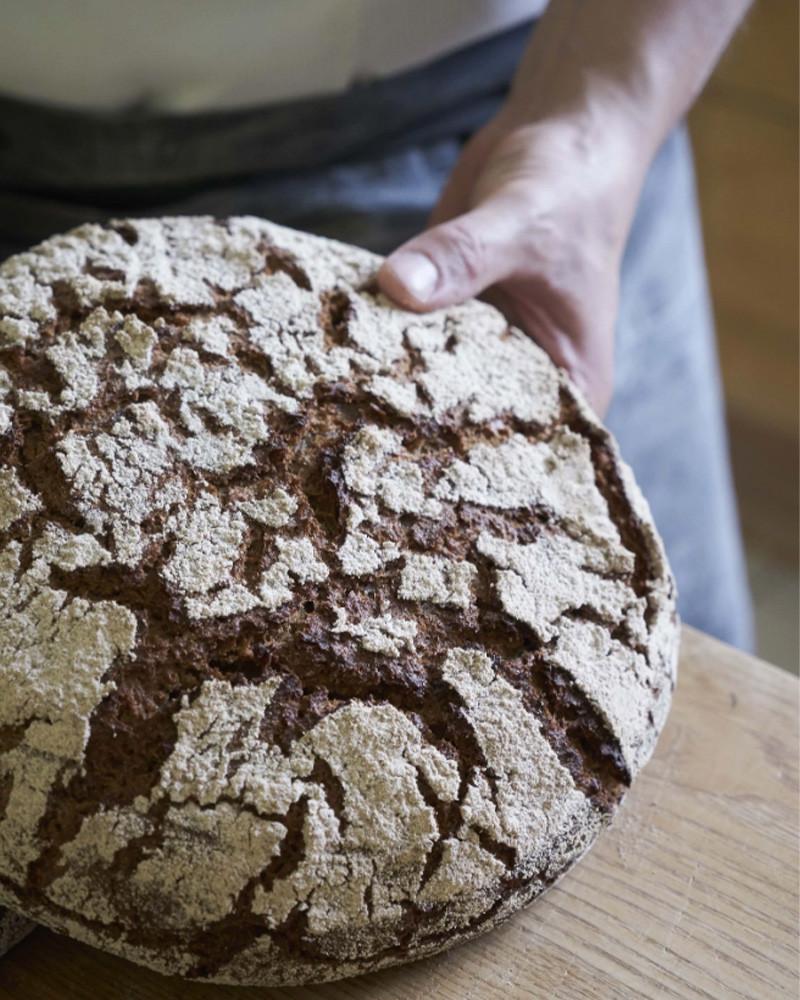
[0,626,797,999]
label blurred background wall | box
[689,0,798,671]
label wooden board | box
[0,626,797,999]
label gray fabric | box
[608,126,752,649]
[0,25,752,649]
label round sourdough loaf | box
[0,217,678,986]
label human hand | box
[378,0,752,413]
[377,108,647,416]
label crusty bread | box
[0,217,678,986]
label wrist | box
[486,99,650,250]
[499,12,675,180]
[502,77,656,171]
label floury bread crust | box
[0,217,678,986]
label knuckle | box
[440,219,487,287]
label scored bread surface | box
[0,217,678,986]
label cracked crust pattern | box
[0,217,679,986]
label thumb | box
[377,197,522,312]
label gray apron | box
[0,23,752,648]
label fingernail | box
[388,251,439,302]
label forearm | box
[505,0,753,161]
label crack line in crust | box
[182,794,309,979]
